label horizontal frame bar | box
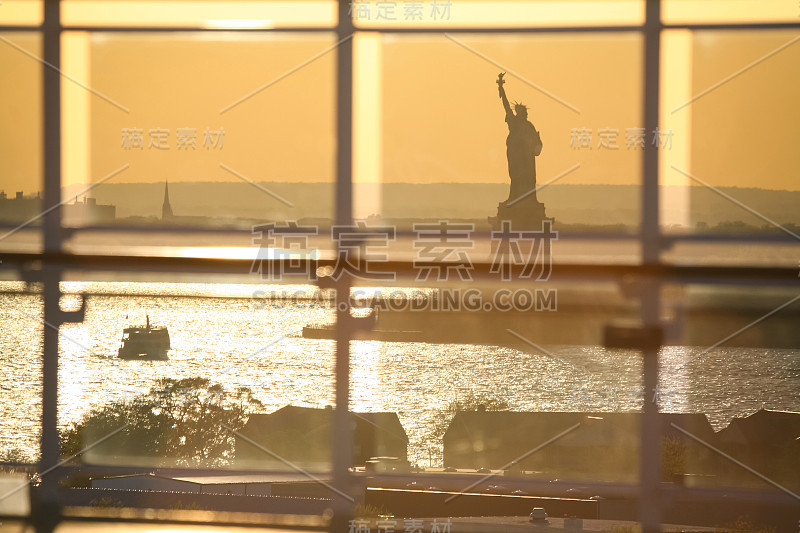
[1,252,797,285]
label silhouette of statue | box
[498,72,543,204]
[490,72,551,229]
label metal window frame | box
[1,1,799,532]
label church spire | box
[162,179,173,221]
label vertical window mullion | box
[332,1,356,531]
[639,1,663,532]
[38,0,64,528]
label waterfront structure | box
[236,405,408,467]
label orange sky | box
[0,1,798,195]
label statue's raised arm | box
[497,72,513,117]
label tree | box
[661,435,687,480]
[422,392,509,468]
[429,392,510,443]
[60,377,264,467]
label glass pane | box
[339,279,639,472]
[659,283,800,498]
[0,32,42,253]
[354,0,645,28]
[61,31,336,257]
[663,0,800,24]
[661,29,800,263]
[689,31,799,208]
[0,1,43,26]
[350,279,797,533]
[58,279,337,475]
[62,1,337,28]
[358,32,643,269]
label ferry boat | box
[118,315,170,360]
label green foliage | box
[717,516,776,533]
[170,500,207,510]
[0,447,28,463]
[609,526,640,533]
[608,527,683,533]
[661,436,687,479]
[59,377,264,467]
[0,447,35,476]
[448,392,511,413]
[354,502,390,519]
[90,496,123,508]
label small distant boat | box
[118,314,170,360]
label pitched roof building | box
[236,405,408,469]
[715,409,800,486]
[443,411,718,480]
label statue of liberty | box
[497,72,543,204]
[490,72,550,229]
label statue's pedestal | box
[488,195,553,230]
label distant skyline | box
[46,181,800,231]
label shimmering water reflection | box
[1,282,798,467]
